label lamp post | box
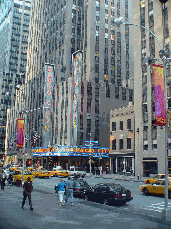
[114,1,170,220]
[89,132,92,174]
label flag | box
[25,135,29,147]
[17,119,24,148]
[153,64,166,126]
[33,133,37,146]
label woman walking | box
[56,178,66,206]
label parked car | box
[83,183,133,205]
[140,179,171,198]
[13,170,34,183]
[51,168,69,177]
[68,166,86,178]
[72,179,90,197]
[144,174,171,184]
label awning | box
[142,160,157,162]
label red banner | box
[17,119,24,148]
[153,64,166,126]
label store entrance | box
[143,160,158,177]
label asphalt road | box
[0,176,171,229]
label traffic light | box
[159,0,168,3]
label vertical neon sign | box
[43,64,54,146]
[72,51,83,145]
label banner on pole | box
[17,119,24,148]
[153,64,166,126]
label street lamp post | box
[114,1,170,221]
[89,132,92,174]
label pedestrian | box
[21,177,34,211]
[1,169,7,190]
[56,178,66,206]
[65,176,74,206]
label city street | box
[0,175,171,229]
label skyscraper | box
[25,0,134,147]
[0,0,31,74]
[0,0,31,154]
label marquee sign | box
[32,145,109,158]
[43,64,54,146]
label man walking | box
[1,169,7,190]
[21,177,34,211]
[65,176,74,206]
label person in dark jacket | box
[21,177,33,211]
[1,169,7,190]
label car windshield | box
[58,169,65,171]
[14,171,21,175]
[73,181,88,188]
[75,168,84,171]
[24,171,32,175]
[107,184,125,192]
[40,169,47,171]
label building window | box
[112,139,116,150]
[127,138,131,149]
[119,139,123,150]
[127,119,131,130]
[120,121,123,130]
[112,122,116,131]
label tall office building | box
[0,0,31,154]
[25,0,134,147]
[0,0,31,73]
[132,0,171,176]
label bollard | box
[137,175,139,180]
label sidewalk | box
[86,173,147,182]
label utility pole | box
[89,132,92,174]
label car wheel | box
[47,176,49,178]
[146,180,150,184]
[143,188,149,196]
[103,198,108,205]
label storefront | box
[142,157,158,177]
[109,152,135,174]
[32,145,110,172]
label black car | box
[83,183,133,205]
[73,179,90,197]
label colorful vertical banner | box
[72,51,83,145]
[153,64,166,126]
[43,64,54,146]
[17,119,24,148]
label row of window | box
[112,119,131,131]
[112,138,131,150]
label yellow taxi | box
[140,179,171,198]
[144,174,171,184]
[51,168,69,177]
[34,168,51,178]
[13,170,34,182]
[9,165,22,172]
